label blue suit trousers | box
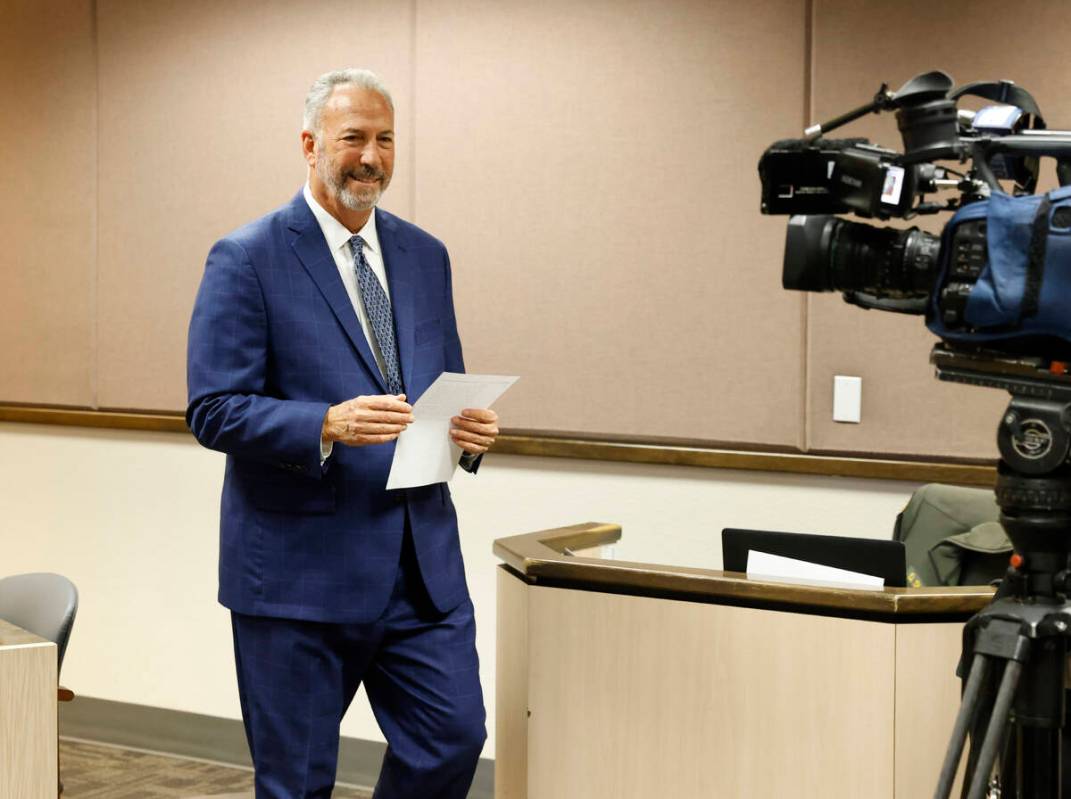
[231,532,486,798]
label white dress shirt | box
[304,184,395,462]
[303,183,394,380]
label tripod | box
[933,346,1071,799]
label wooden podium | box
[495,523,994,799]
[0,618,57,798]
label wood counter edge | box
[494,523,995,617]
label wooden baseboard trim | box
[0,403,996,486]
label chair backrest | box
[0,572,78,671]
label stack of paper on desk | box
[746,550,885,590]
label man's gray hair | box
[303,68,394,134]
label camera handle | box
[951,80,1047,130]
[971,134,1071,192]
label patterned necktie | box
[349,235,403,395]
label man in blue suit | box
[186,68,499,798]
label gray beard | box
[317,155,384,212]
[337,181,381,212]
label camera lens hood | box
[783,215,837,291]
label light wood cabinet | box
[0,619,57,798]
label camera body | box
[760,138,922,219]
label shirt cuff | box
[320,437,334,466]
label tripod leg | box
[968,659,1025,799]
[1019,725,1061,798]
[935,654,991,799]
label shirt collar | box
[302,182,381,256]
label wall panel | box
[414,0,808,446]
[95,0,415,410]
[0,0,97,406]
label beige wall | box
[94,0,416,409]
[8,1,1066,458]
[6,0,1012,459]
[0,1,96,406]
[414,0,807,447]
[2,0,808,445]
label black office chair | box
[0,572,79,795]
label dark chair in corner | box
[0,572,79,795]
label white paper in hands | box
[385,373,518,490]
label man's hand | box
[450,408,500,455]
[322,394,414,447]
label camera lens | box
[783,214,940,302]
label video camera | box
[761,74,1071,799]
[758,70,1071,360]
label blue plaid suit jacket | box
[187,191,470,623]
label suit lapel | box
[286,194,387,393]
[377,209,417,397]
